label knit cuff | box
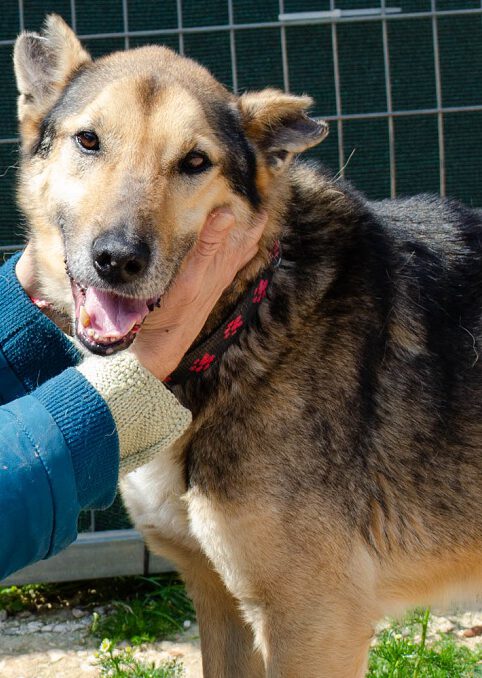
[77,352,192,475]
[0,252,81,393]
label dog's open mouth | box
[71,281,158,355]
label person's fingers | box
[238,244,260,269]
[194,209,236,259]
[15,242,37,298]
[225,209,268,254]
[132,208,270,380]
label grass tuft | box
[95,638,184,677]
[91,576,195,645]
[368,608,482,677]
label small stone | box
[93,606,105,615]
[52,623,70,633]
[0,609,7,622]
[437,621,455,634]
[72,607,87,619]
[16,610,32,620]
[25,621,43,632]
[79,662,97,673]
[183,619,191,630]
[40,624,54,632]
[463,625,482,638]
[69,622,86,631]
[47,650,65,663]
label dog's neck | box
[165,238,281,386]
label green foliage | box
[92,576,195,646]
[95,639,184,677]
[0,584,49,614]
[0,575,194,618]
[368,609,482,678]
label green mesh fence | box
[2,1,482,529]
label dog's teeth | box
[79,306,91,328]
[87,328,95,338]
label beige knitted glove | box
[77,352,191,475]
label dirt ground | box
[0,606,481,677]
[0,605,202,678]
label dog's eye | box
[179,151,211,175]
[75,131,100,152]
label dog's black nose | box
[92,231,150,284]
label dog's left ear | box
[14,14,91,145]
[237,89,328,172]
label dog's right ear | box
[14,14,91,144]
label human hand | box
[132,208,267,381]
[15,242,38,299]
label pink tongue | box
[83,287,150,339]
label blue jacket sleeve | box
[0,368,120,581]
[0,252,81,404]
[0,252,120,580]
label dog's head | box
[14,15,328,354]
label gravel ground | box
[0,606,480,677]
[0,606,202,677]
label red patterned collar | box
[164,241,281,387]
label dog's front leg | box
[140,528,264,677]
[182,550,265,678]
[242,588,375,678]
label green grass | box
[91,575,195,646]
[95,639,184,677]
[0,575,194,619]
[368,608,482,677]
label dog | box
[14,15,482,677]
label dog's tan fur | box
[14,16,482,677]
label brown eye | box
[75,131,100,152]
[179,151,211,175]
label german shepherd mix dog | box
[14,15,482,677]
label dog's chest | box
[182,374,312,498]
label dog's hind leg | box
[182,551,265,678]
